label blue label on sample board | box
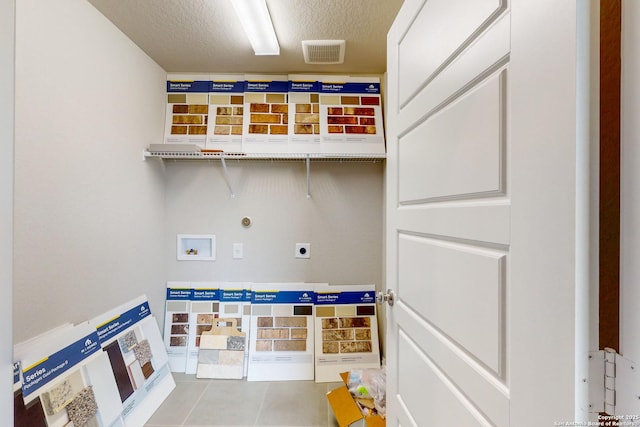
[252,290,315,304]
[211,80,245,93]
[166,288,193,300]
[245,80,289,93]
[219,288,246,302]
[95,301,151,344]
[192,288,219,301]
[21,332,101,397]
[320,82,380,94]
[289,80,319,92]
[315,290,376,305]
[166,80,211,93]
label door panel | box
[399,330,504,426]
[398,203,510,245]
[399,71,505,202]
[390,4,511,425]
[398,0,506,105]
[386,0,590,425]
[399,234,506,374]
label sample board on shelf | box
[288,74,323,153]
[162,73,386,156]
[318,76,385,154]
[165,74,211,148]
[206,74,245,152]
[241,74,290,153]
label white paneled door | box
[385,1,592,426]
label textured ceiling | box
[87,0,404,74]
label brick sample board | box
[247,283,319,381]
[206,74,245,152]
[288,75,323,153]
[314,284,381,383]
[241,75,290,153]
[164,74,210,148]
[319,77,386,154]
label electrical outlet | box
[295,243,310,259]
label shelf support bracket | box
[220,155,235,198]
[306,154,311,199]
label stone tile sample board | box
[14,323,124,427]
[206,74,245,152]
[247,283,319,381]
[314,284,381,383]
[163,282,193,373]
[196,317,246,379]
[185,283,220,374]
[218,283,252,377]
[90,295,175,427]
[319,76,386,154]
[165,74,211,147]
[241,75,290,153]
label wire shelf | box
[144,151,386,162]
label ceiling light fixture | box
[231,0,280,56]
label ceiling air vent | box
[302,40,346,64]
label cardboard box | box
[327,372,385,427]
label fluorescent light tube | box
[231,0,280,55]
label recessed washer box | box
[177,234,216,261]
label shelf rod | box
[220,155,235,198]
[306,154,311,199]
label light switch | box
[233,243,243,259]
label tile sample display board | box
[247,283,318,381]
[14,362,47,427]
[319,77,386,154]
[158,73,387,155]
[288,75,321,152]
[218,284,252,377]
[196,317,246,379]
[314,284,381,383]
[206,75,245,152]
[241,75,289,153]
[14,323,124,427]
[163,282,193,372]
[90,295,175,427]
[164,74,210,147]
[185,284,220,374]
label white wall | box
[1,0,14,423]
[164,159,384,286]
[13,0,167,342]
[12,0,385,362]
[621,0,640,364]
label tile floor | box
[144,373,342,427]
